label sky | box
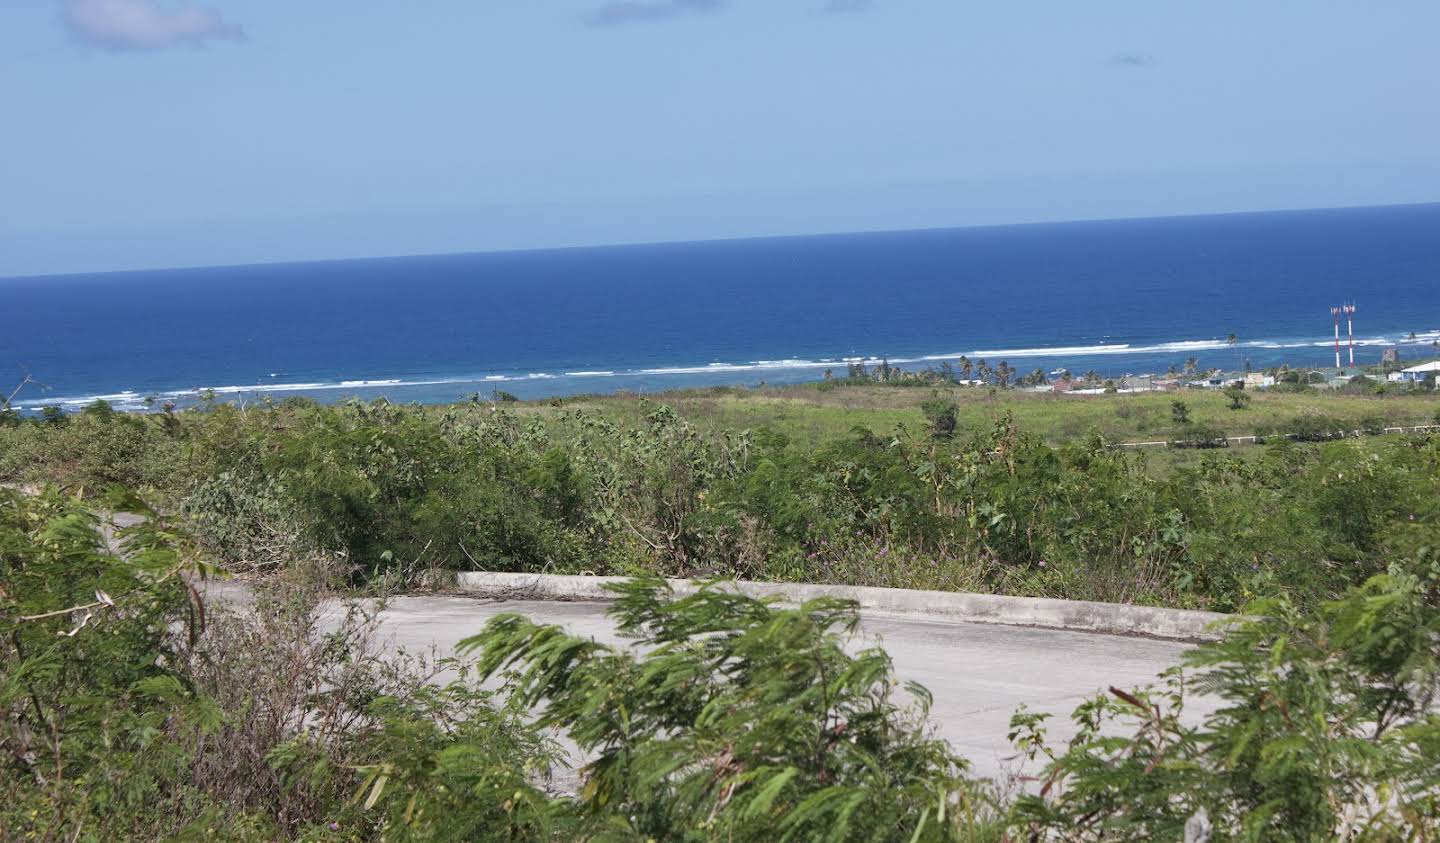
[2,0,1438,277]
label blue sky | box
[2,0,1438,277]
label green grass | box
[527,382,1440,449]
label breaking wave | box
[24,328,1439,411]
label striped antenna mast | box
[1331,307,1342,369]
[1343,303,1356,366]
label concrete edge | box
[454,572,1234,641]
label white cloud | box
[65,0,244,51]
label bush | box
[1280,414,1349,442]
[1169,424,1228,449]
[1008,553,1440,840]
[5,485,1439,839]
[7,396,1440,614]
[921,398,959,439]
[463,578,996,841]
[1222,386,1249,410]
[1,488,221,839]
[0,489,569,839]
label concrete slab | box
[357,594,1209,783]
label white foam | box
[32,326,1438,411]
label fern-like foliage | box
[461,577,995,841]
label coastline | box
[16,329,1440,413]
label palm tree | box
[995,361,1014,388]
[1226,333,1242,372]
[976,359,992,383]
[958,356,973,381]
[1184,356,1199,376]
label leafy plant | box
[1008,552,1440,840]
[461,578,999,841]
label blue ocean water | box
[2,203,1438,411]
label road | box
[32,502,1211,781]
[354,594,1206,783]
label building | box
[1188,375,1242,389]
[1393,361,1440,384]
[1243,372,1275,389]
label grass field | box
[530,382,1440,449]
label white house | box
[1394,361,1440,384]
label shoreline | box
[12,332,1440,414]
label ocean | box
[2,203,1438,412]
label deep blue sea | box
[3,203,1438,412]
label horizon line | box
[4,199,1438,283]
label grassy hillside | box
[540,382,1440,448]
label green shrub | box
[463,578,996,841]
[1008,552,1440,840]
[1170,424,1228,449]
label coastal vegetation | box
[3,488,1438,839]
[2,381,1439,839]
[2,383,1437,613]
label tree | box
[1184,357,1199,376]
[1170,400,1191,426]
[957,356,973,380]
[1223,386,1250,410]
[994,361,1014,388]
[921,398,959,439]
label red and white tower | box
[1331,307,1342,369]
[1344,303,1356,366]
